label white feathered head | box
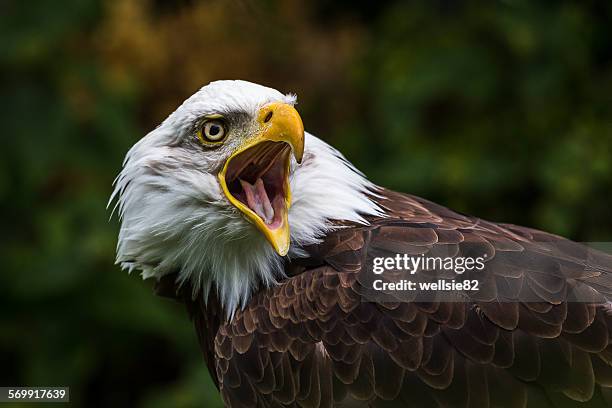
[111,80,380,314]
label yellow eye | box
[198,120,226,143]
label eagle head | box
[111,80,380,315]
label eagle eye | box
[198,119,227,144]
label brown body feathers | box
[157,189,612,407]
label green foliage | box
[1,1,610,407]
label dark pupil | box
[209,125,220,136]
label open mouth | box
[223,141,291,230]
[217,102,304,256]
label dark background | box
[1,1,611,407]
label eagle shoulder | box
[170,189,612,407]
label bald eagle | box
[111,80,612,407]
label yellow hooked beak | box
[218,103,304,256]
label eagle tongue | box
[239,178,274,224]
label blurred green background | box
[1,0,611,407]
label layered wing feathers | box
[189,190,612,407]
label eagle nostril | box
[263,111,273,123]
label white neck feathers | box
[112,133,382,317]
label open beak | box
[218,103,304,256]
